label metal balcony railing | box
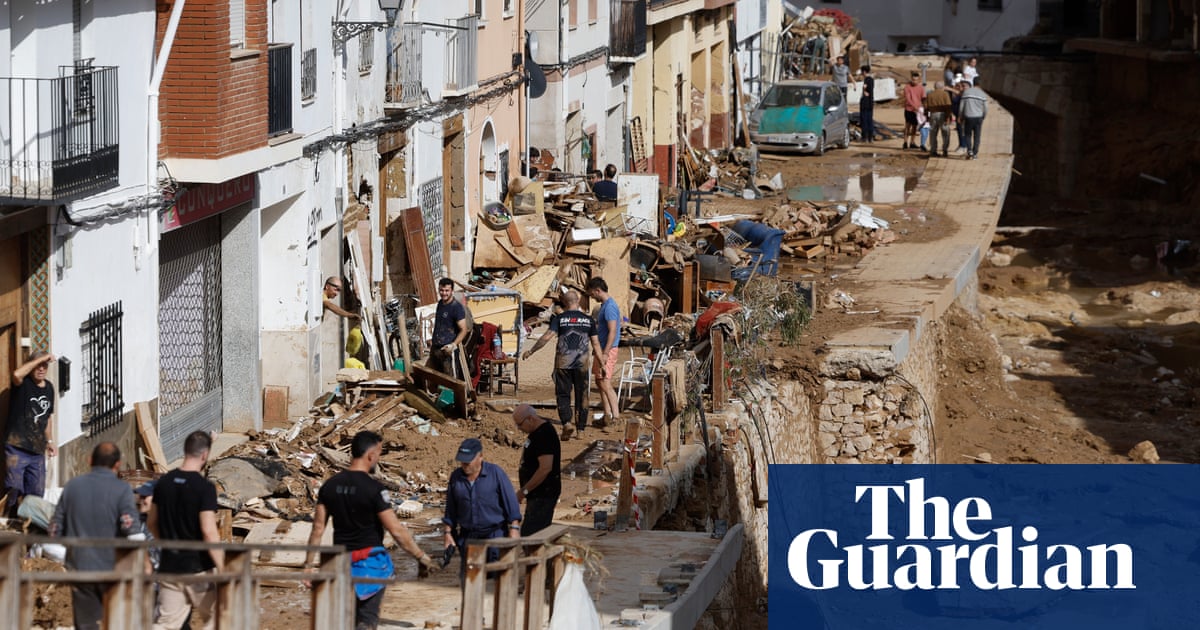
[444,15,478,94]
[268,44,294,137]
[610,0,647,61]
[387,24,423,107]
[0,62,119,204]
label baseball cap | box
[455,438,483,463]
[135,481,157,497]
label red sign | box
[161,174,256,232]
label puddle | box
[788,173,920,203]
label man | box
[322,276,356,319]
[512,405,561,536]
[924,81,955,158]
[50,442,139,630]
[902,72,925,150]
[428,278,469,379]
[441,438,521,575]
[521,289,600,439]
[307,431,438,630]
[586,277,621,427]
[592,164,618,201]
[858,66,875,143]
[149,431,223,630]
[4,350,56,516]
[133,481,161,572]
[831,55,849,99]
[959,77,988,160]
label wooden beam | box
[615,417,642,532]
[712,331,726,411]
[651,374,665,471]
[135,401,168,473]
[410,362,471,419]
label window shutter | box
[231,0,246,47]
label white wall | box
[51,215,160,446]
[815,0,1037,52]
[941,0,1038,50]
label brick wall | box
[157,0,270,159]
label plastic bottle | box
[493,334,504,359]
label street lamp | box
[332,0,403,47]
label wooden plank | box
[410,362,470,419]
[245,520,333,567]
[504,264,558,305]
[614,417,641,532]
[495,234,532,265]
[505,221,525,247]
[135,402,168,473]
[651,375,665,471]
[400,206,437,303]
[588,238,634,316]
[712,331,726,411]
[263,386,289,424]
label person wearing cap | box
[521,289,600,440]
[307,431,437,630]
[441,437,522,576]
[50,442,139,630]
[512,405,561,536]
[4,350,56,516]
[133,481,161,572]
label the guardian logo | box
[787,478,1135,591]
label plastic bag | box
[548,562,601,630]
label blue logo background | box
[768,465,1200,629]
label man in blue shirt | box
[441,438,521,576]
[428,278,469,378]
[587,277,622,427]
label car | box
[748,80,850,155]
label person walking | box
[925,81,955,157]
[521,289,600,440]
[427,278,469,379]
[858,66,876,143]
[4,351,56,516]
[441,438,522,576]
[586,277,621,427]
[831,55,849,99]
[307,431,438,630]
[902,72,926,150]
[50,442,140,630]
[959,77,988,159]
[148,431,223,630]
[512,405,561,536]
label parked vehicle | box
[748,80,850,155]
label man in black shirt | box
[427,277,468,378]
[522,289,600,440]
[4,350,56,516]
[512,405,561,536]
[148,431,223,630]
[307,431,438,630]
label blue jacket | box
[442,461,521,535]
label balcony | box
[386,17,478,108]
[268,44,293,137]
[0,63,119,205]
[610,0,648,62]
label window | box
[231,0,246,47]
[504,0,514,17]
[359,29,374,73]
[80,302,124,436]
[978,0,1002,10]
[588,0,597,23]
[475,0,484,19]
[302,48,317,101]
[569,0,578,28]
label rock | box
[846,367,861,381]
[209,457,287,509]
[987,251,1013,267]
[1129,254,1151,271]
[975,452,993,463]
[1127,441,1159,463]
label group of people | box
[856,57,987,159]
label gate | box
[158,219,223,461]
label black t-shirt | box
[549,310,597,370]
[5,377,54,453]
[154,469,219,574]
[519,421,561,500]
[318,470,390,552]
[433,298,467,346]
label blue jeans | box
[4,444,45,513]
[860,107,875,142]
[963,117,984,156]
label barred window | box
[80,302,124,436]
[359,29,374,73]
[302,48,317,101]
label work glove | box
[441,344,457,354]
[417,553,441,578]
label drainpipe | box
[147,0,187,259]
[559,0,568,170]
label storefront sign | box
[161,174,256,232]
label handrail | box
[461,524,572,630]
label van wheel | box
[814,135,825,156]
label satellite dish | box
[525,33,546,99]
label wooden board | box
[410,363,471,419]
[263,386,289,425]
[504,265,559,305]
[400,206,437,303]
[588,238,634,317]
[135,402,168,473]
[245,520,333,567]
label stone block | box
[841,440,857,456]
[851,436,874,452]
[824,444,840,457]
[844,389,865,405]
[833,403,854,417]
[819,433,838,449]
[819,406,835,421]
[819,420,840,433]
[842,422,865,436]
[865,394,883,410]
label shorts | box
[592,348,619,382]
[904,110,919,126]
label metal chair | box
[616,345,676,410]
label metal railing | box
[301,48,317,101]
[610,0,647,61]
[268,44,294,137]
[444,16,478,94]
[461,525,571,630]
[0,535,353,629]
[0,62,119,204]
[80,301,123,436]
[387,24,424,106]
